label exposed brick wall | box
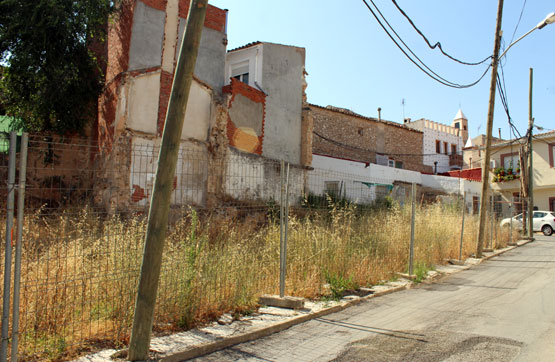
[141,0,167,11]
[223,78,266,155]
[310,105,431,173]
[157,70,174,135]
[301,107,313,166]
[97,0,135,151]
[178,0,226,32]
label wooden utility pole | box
[477,0,504,258]
[527,68,534,238]
[127,1,208,360]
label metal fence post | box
[279,161,286,298]
[1,132,17,362]
[11,133,28,362]
[459,192,466,261]
[489,195,494,249]
[509,202,513,245]
[409,183,416,275]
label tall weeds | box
[1,199,512,361]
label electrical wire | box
[391,0,492,66]
[361,0,492,89]
[510,0,528,45]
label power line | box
[510,0,528,45]
[391,0,492,66]
[361,0,491,89]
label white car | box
[500,211,555,236]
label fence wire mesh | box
[0,135,518,361]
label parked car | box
[500,211,555,236]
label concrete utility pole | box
[527,68,534,238]
[477,0,504,258]
[127,1,208,360]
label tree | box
[0,0,115,134]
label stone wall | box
[310,105,432,173]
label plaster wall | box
[260,43,305,165]
[180,81,212,141]
[129,136,208,207]
[225,45,263,88]
[311,155,468,203]
[128,1,165,71]
[223,149,304,204]
[125,71,161,134]
[177,22,227,92]
[228,94,264,135]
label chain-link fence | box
[0,134,516,361]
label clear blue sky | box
[209,0,555,140]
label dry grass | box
[0,199,514,361]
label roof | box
[308,103,423,134]
[464,137,473,148]
[227,41,305,53]
[227,41,262,53]
[490,129,555,149]
[453,108,467,120]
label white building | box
[404,109,468,173]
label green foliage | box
[492,166,520,183]
[0,0,115,134]
[324,270,358,300]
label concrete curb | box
[161,284,410,362]
[112,238,534,362]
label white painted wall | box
[180,81,212,140]
[129,137,208,207]
[125,71,161,134]
[224,149,304,204]
[311,155,473,203]
[225,44,263,87]
[406,119,463,173]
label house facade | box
[489,130,555,214]
[310,104,431,173]
[404,109,467,173]
[94,0,310,211]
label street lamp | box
[477,10,555,258]
[498,12,555,60]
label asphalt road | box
[191,235,555,361]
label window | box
[233,73,249,84]
[533,212,547,219]
[395,161,403,169]
[463,125,467,130]
[451,144,457,155]
[324,181,339,197]
[436,140,441,153]
[549,143,555,168]
[230,61,250,85]
[388,159,395,168]
[454,122,460,129]
[443,142,448,155]
[549,197,555,212]
[501,152,520,170]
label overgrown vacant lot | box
[3,200,510,361]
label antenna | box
[401,98,406,120]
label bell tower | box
[452,109,468,143]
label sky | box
[209,0,555,141]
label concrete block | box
[396,272,417,280]
[448,259,465,266]
[258,295,305,309]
